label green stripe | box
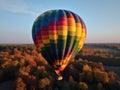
[65,36,75,56]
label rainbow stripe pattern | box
[32,10,87,75]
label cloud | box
[0,0,38,16]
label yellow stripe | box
[78,41,85,50]
[42,39,50,44]
[81,30,86,38]
[75,29,86,41]
[49,35,58,40]
[68,31,76,36]
[62,53,72,64]
[76,23,82,27]
[68,18,75,25]
[78,38,85,46]
[68,26,76,31]
[68,18,75,22]
[61,63,67,69]
[76,27,82,36]
[58,30,67,35]
[82,33,86,37]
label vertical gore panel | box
[57,10,68,62]
[48,10,58,63]
[74,21,87,55]
[70,14,83,56]
[64,11,76,59]
[40,11,53,64]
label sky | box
[0,0,120,44]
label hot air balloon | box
[32,9,87,79]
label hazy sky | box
[0,0,120,44]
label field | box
[77,43,120,66]
[0,43,120,90]
[78,43,120,79]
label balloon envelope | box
[32,9,87,75]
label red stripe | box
[48,26,56,30]
[57,17,67,25]
[49,21,56,26]
[82,23,85,28]
[82,24,87,35]
[67,13,74,18]
[41,26,48,31]
[57,21,67,25]
[41,30,49,35]
[35,35,42,42]
[49,31,57,34]
[59,17,67,21]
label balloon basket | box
[57,75,63,80]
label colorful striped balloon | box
[32,9,87,75]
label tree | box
[26,75,37,90]
[78,82,88,90]
[15,77,26,90]
[68,75,75,83]
[97,82,103,90]
[82,64,92,72]
[38,77,50,89]
[83,71,93,83]
[113,80,120,90]
[108,71,116,82]
[94,70,109,83]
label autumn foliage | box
[0,44,120,90]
